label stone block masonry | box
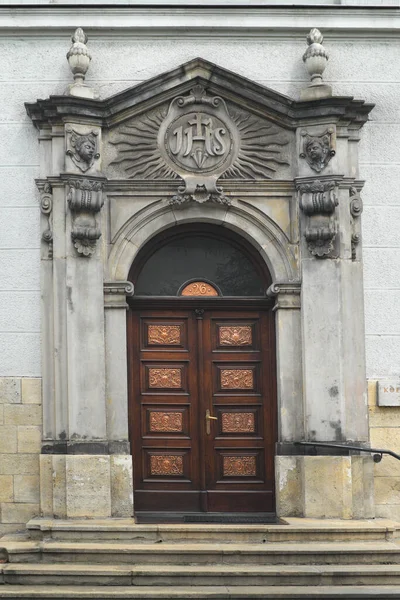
[368,380,400,521]
[0,377,41,536]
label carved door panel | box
[202,311,276,513]
[128,308,276,515]
[129,310,201,512]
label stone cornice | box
[1,7,400,39]
[26,58,374,131]
[104,180,295,196]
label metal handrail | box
[294,441,400,463]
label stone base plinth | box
[39,454,133,519]
[276,455,375,519]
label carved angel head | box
[300,130,335,173]
[67,129,99,172]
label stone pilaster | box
[267,283,303,443]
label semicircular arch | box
[107,203,299,285]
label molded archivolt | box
[107,201,299,285]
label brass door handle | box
[206,409,218,435]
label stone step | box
[5,540,400,565]
[4,563,400,587]
[1,584,400,598]
[27,517,400,544]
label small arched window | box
[133,230,268,297]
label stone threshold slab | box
[3,540,400,554]
[4,563,400,575]
[26,517,400,533]
[1,584,400,598]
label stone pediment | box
[26,58,373,195]
[26,57,373,201]
[26,57,373,132]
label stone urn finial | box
[66,27,97,99]
[300,28,332,101]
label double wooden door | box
[128,306,276,516]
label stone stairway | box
[1,518,400,598]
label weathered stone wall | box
[368,380,400,520]
[0,377,41,535]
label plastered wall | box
[0,32,399,379]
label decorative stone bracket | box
[67,177,105,256]
[296,177,341,258]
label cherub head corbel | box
[66,128,99,172]
[300,129,335,173]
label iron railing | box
[294,441,400,463]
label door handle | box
[206,409,218,435]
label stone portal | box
[26,28,374,520]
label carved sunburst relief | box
[110,111,180,180]
[221,108,290,179]
[109,88,289,182]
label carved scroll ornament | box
[37,180,53,258]
[350,186,363,260]
[296,178,339,258]
[305,223,338,258]
[297,179,338,215]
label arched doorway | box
[127,224,277,522]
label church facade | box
[0,2,399,534]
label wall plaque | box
[377,380,400,407]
